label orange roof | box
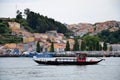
[54,43,66,49]
[4,43,16,49]
[4,43,24,50]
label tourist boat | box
[33,52,105,65]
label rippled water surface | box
[0,57,120,80]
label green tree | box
[16,10,22,20]
[103,42,107,51]
[82,35,100,51]
[24,8,30,16]
[98,30,120,44]
[65,41,70,51]
[50,42,54,52]
[24,9,68,34]
[36,41,41,53]
[73,39,79,51]
[0,23,11,34]
[15,9,34,32]
[81,41,86,51]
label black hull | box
[34,59,103,65]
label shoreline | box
[0,54,120,57]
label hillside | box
[94,21,120,32]
[0,9,120,44]
[0,20,23,44]
[67,20,120,37]
[0,8,70,44]
[16,9,68,34]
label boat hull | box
[34,59,103,65]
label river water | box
[0,57,120,80]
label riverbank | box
[0,53,120,57]
[0,54,29,57]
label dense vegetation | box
[0,22,10,34]
[79,29,120,51]
[50,42,54,52]
[36,41,41,53]
[98,30,120,44]
[73,39,80,51]
[0,22,22,44]
[65,41,70,51]
[16,8,68,34]
[64,35,108,51]
[81,35,103,51]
